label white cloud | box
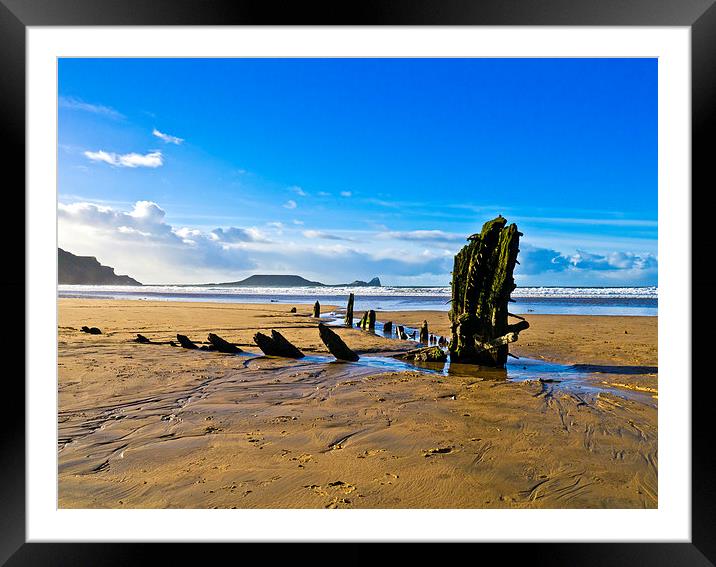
[516,244,657,278]
[59,200,256,283]
[317,191,330,197]
[340,191,352,197]
[380,230,465,243]
[59,96,123,119]
[290,186,307,197]
[302,230,351,241]
[84,150,163,168]
[283,200,297,210]
[211,227,269,243]
[152,128,184,145]
[292,220,304,225]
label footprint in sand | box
[304,480,356,499]
[374,473,399,486]
[423,446,454,457]
[357,448,386,459]
[327,480,356,494]
[290,453,313,466]
[325,497,352,509]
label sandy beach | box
[58,298,657,509]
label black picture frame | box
[2,0,713,563]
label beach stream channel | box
[321,310,656,407]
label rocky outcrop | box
[59,248,141,285]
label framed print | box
[3,0,714,563]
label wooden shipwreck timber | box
[448,215,528,367]
[125,216,527,369]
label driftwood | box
[176,334,199,349]
[419,321,429,344]
[207,333,242,354]
[395,346,447,363]
[448,216,528,367]
[318,323,359,362]
[313,301,321,318]
[253,330,305,358]
[81,326,102,335]
[383,321,393,335]
[344,293,354,326]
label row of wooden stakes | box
[133,323,361,362]
[312,294,448,346]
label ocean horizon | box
[58,284,658,316]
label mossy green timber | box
[448,215,526,367]
[344,293,354,326]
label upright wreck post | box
[448,215,528,367]
[358,310,376,331]
[313,300,321,318]
[419,321,429,344]
[367,310,376,330]
[344,293,354,326]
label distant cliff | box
[212,274,324,287]
[58,248,142,285]
[339,277,381,287]
[207,274,381,287]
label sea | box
[58,285,658,316]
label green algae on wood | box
[395,345,447,363]
[448,215,528,367]
[344,293,354,326]
[358,310,376,330]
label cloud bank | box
[58,200,658,286]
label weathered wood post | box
[358,310,376,330]
[313,300,321,318]
[419,321,429,344]
[318,323,360,361]
[358,311,368,329]
[367,310,376,330]
[383,321,393,335]
[448,215,528,367]
[344,293,354,326]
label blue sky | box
[58,58,657,286]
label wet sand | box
[58,299,657,509]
